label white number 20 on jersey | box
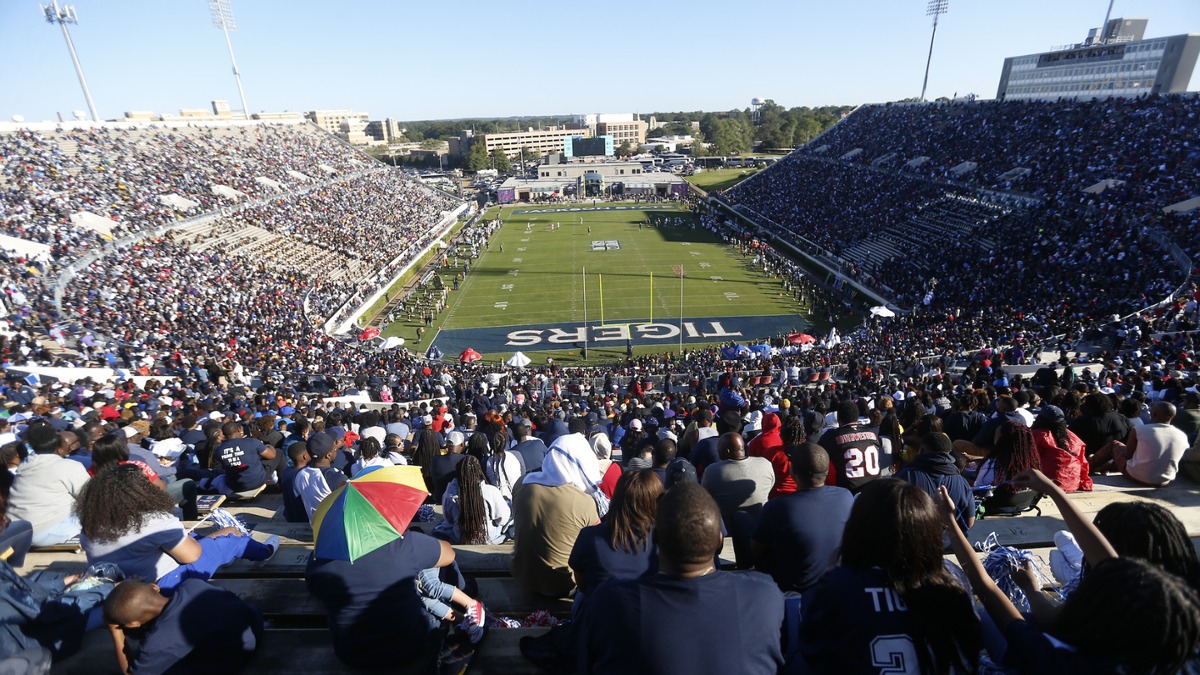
[844,445,880,479]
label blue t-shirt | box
[1002,618,1125,673]
[305,532,443,670]
[568,521,657,594]
[799,565,973,674]
[215,438,267,492]
[512,438,547,472]
[129,577,262,675]
[752,485,854,592]
[279,467,307,523]
[689,435,721,477]
[577,570,784,675]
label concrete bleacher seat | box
[27,478,1200,674]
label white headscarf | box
[523,432,608,516]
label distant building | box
[364,118,406,144]
[997,18,1200,100]
[307,109,369,135]
[450,127,594,159]
[496,159,688,203]
[573,113,648,148]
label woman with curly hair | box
[77,465,278,591]
[437,455,509,545]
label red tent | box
[358,328,380,341]
[787,333,816,345]
[459,348,482,363]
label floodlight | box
[41,1,99,122]
[920,0,949,101]
[209,0,250,119]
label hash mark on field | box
[689,251,700,256]
[517,247,526,252]
[521,238,530,242]
[724,293,739,301]
[512,258,523,263]
[699,262,711,268]
[508,270,519,276]
[494,302,508,310]
[710,276,723,282]
[501,284,514,291]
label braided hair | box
[454,455,488,545]
[1093,501,1200,590]
[358,437,381,462]
[991,420,1040,486]
[1054,558,1200,674]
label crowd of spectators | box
[725,95,1198,349]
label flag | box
[672,265,684,278]
[24,374,39,386]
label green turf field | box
[685,168,761,193]
[381,203,813,362]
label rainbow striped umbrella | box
[312,465,429,562]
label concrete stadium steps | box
[841,196,1010,274]
[175,220,367,282]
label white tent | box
[158,194,199,211]
[380,336,405,349]
[506,352,532,368]
[0,234,52,262]
[870,306,896,317]
[69,211,117,239]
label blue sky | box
[1,0,1197,122]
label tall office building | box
[997,18,1199,101]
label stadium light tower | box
[920,0,949,102]
[42,1,99,122]
[209,0,250,120]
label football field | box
[388,204,812,362]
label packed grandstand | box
[1,94,1199,673]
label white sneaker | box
[261,535,280,561]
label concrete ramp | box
[158,194,199,211]
[871,152,897,167]
[998,167,1031,181]
[1083,178,1126,194]
[840,148,863,160]
[69,211,118,239]
[318,164,338,175]
[255,176,284,191]
[210,184,248,201]
[1164,196,1200,214]
[906,156,930,168]
[286,170,312,182]
[950,161,977,177]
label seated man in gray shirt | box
[701,432,775,520]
